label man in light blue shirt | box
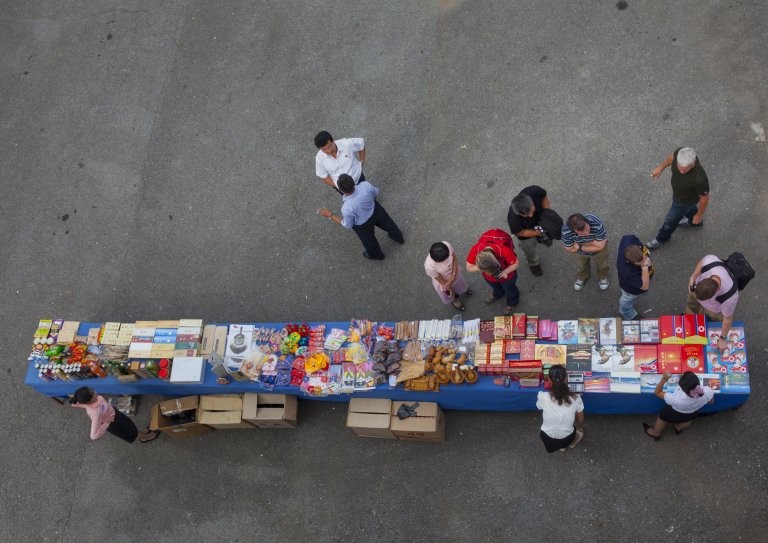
[317,175,404,260]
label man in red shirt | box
[466,228,520,314]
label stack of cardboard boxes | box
[150,393,298,437]
[346,398,445,443]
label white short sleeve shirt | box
[315,137,364,186]
[664,386,715,414]
[536,391,584,439]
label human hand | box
[317,208,331,219]
[651,166,663,179]
[691,214,703,225]
[662,372,671,380]
[716,337,727,352]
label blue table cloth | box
[24,321,749,414]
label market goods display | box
[26,313,751,398]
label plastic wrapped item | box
[346,342,368,365]
[290,356,306,387]
[301,370,329,396]
[341,362,356,394]
[376,324,394,341]
[327,364,342,395]
[354,361,376,391]
[324,328,348,351]
[106,395,137,415]
[305,352,330,374]
[450,315,463,339]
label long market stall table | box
[24,321,750,415]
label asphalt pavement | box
[1,1,766,541]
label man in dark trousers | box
[646,147,709,250]
[317,174,404,260]
[616,234,654,319]
[507,185,562,276]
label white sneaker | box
[678,217,689,227]
[599,278,609,290]
[646,239,661,251]
[573,279,586,291]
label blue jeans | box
[484,275,520,306]
[619,288,642,320]
[655,198,702,243]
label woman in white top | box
[536,366,585,453]
[424,242,472,311]
[643,371,715,440]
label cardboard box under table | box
[346,398,395,439]
[197,394,255,429]
[150,395,213,438]
[242,393,297,428]
[390,401,445,443]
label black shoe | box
[389,235,405,244]
[363,251,384,260]
[464,289,473,296]
[530,264,543,276]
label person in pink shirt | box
[424,242,472,311]
[70,387,158,443]
[686,254,740,352]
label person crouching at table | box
[70,387,159,443]
[536,366,585,453]
[643,371,715,441]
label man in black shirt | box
[646,147,710,250]
[507,185,562,276]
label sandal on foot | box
[485,294,502,305]
[674,427,684,435]
[451,298,466,311]
[642,422,660,441]
[139,428,160,443]
[464,288,473,297]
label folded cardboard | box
[197,394,254,429]
[150,395,213,438]
[390,401,445,443]
[242,393,297,428]
[346,398,395,439]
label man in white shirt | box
[314,131,366,192]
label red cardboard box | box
[683,314,708,344]
[520,339,536,360]
[658,345,683,374]
[681,345,706,373]
[660,315,685,344]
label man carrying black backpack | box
[686,253,754,351]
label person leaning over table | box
[465,228,520,315]
[686,254,739,352]
[536,366,585,453]
[643,371,715,441]
[70,386,159,444]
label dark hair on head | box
[624,245,644,264]
[548,365,574,406]
[337,174,355,194]
[678,371,700,396]
[429,242,450,262]
[314,131,333,148]
[71,387,94,405]
[567,213,587,232]
[511,193,534,216]
[694,278,718,301]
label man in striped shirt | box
[561,213,610,291]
